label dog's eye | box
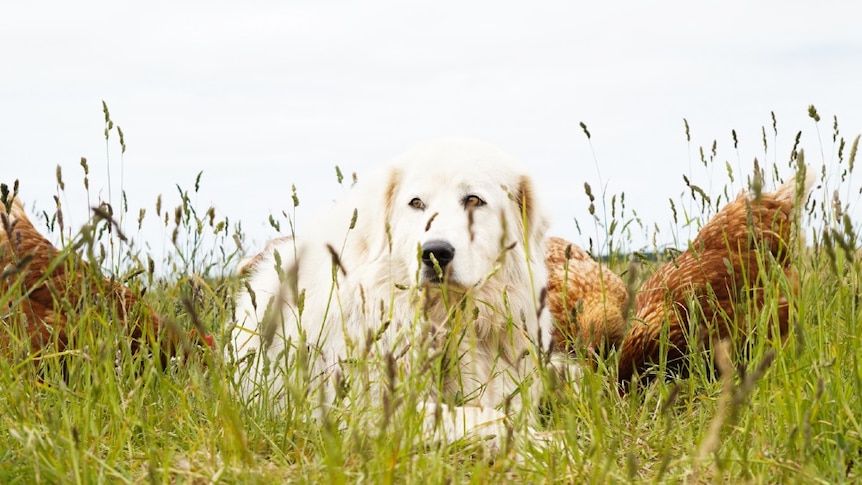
[464,195,485,209]
[409,197,426,210]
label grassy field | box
[1,109,860,483]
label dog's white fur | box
[230,138,555,444]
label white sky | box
[2,1,861,264]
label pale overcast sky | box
[2,1,860,262]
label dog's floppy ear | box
[374,167,401,253]
[384,168,400,224]
[337,166,400,269]
[515,175,548,247]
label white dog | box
[229,138,558,446]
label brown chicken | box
[545,236,629,355]
[0,195,203,363]
[617,170,814,387]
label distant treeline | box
[596,249,678,264]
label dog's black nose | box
[422,240,455,270]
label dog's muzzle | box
[421,240,455,283]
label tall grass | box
[1,106,860,483]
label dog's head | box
[381,138,549,289]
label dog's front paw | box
[421,402,523,454]
[420,402,503,438]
